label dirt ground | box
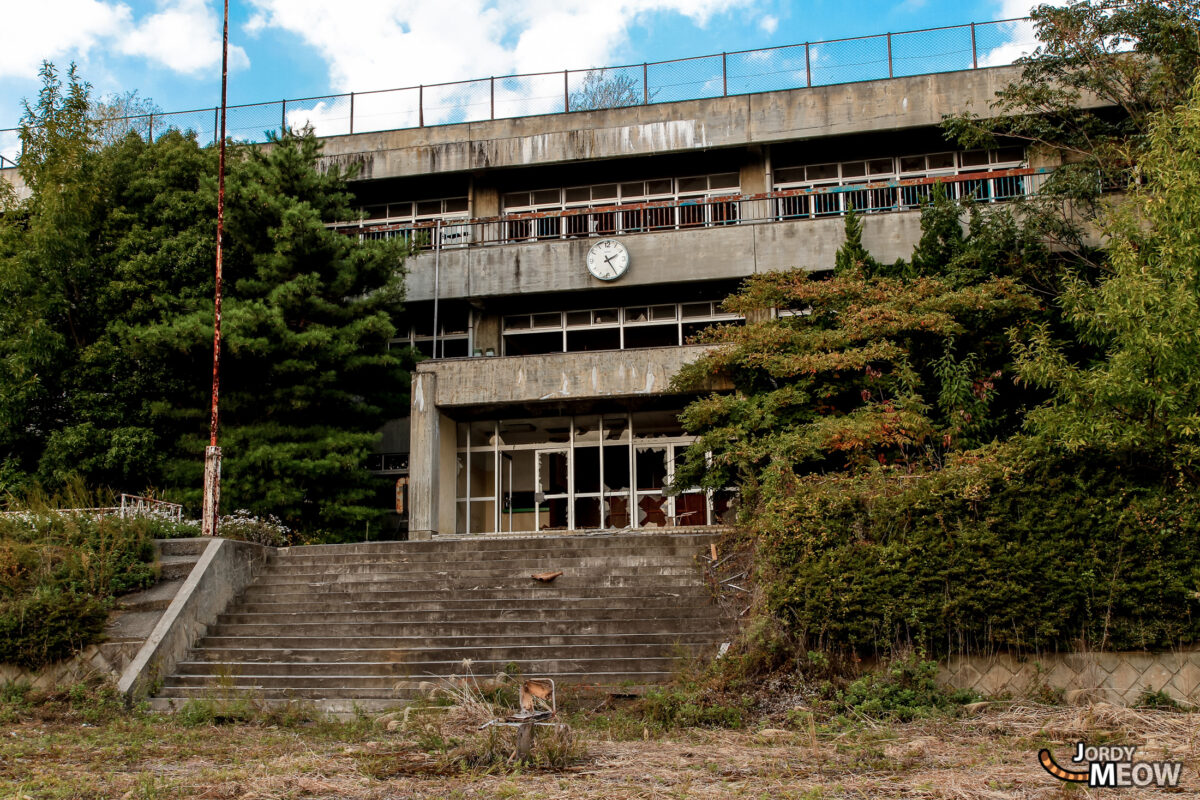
[2,700,1197,799]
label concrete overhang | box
[318,66,1037,181]
[413,345,730,408]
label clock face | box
[586,239,630,282]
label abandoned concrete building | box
[322,64,1046,539]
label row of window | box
[502,300,741,356]
[344,148,1031,245]
[773,148,1024,186]
[360,196,468,224]
[772,148,1028,219]
[502,173,740,213]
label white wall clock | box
[585,238,630,282]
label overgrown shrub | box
[0,589,111,667]
[640,685,753,729]
[758,447,1200,657]
[0,489,167,668]
[834,653,977,721]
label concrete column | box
[739,145,770,223]
[473,312,502,355]
[408,372,457,538]
[471,180,501,217]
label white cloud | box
[0,1,132,79]
[243,0,749,95]
[0,129,20,164]
[759,14,778,35]
[0,0,246,82]
[119,0,249,76]
[978,1,1043,67]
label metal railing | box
[0,16,1038,165]
[0,494,184,521]
[335,167,1050,250]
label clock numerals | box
[587,240,629,281]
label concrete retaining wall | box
[940,650,1200,706]
[0,642,138,692]
[117,538,270,701]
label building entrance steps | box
[149,530,736,712]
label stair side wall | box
[118,538,270,702]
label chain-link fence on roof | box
[0,18,1041,167]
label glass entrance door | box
[535,449,570,531]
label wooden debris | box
[531,570,563,582]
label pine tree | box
[833,207,880,275]
[1,64,412,532]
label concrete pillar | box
[473,313,502,355]
[739,145,768,194]
[471,180,501,217]
[739,145,770,223]
[408,372,457,538]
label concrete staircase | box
[150,531,730,712]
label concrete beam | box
[415,344,730,408]
[320,67,1036,181]
[403,211,924,302]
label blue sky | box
[0,0,1037,159]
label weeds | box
[0,676,126,724]
[833,652,979,721]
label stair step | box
[183,642,718,665]
[207,617,726,638]
[197,631,729,650]
[277,532,717,556]
[250,564,701,582]
[153,672,676,701]
[266,548,706,568]
[215,606,715,625]
[232,595,707,613]
[164,659,685,688]
[157,538,211,557]
[245,576,706,593]
[176,645,714,674]
[238,585,709,603]
[159,555,200,581]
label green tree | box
[832,207,880,275]
[670,268,1036,530]
[1015,77,1200,482]
[0,63,104,491]
[0,65,411,532]
[945,0,1200,249]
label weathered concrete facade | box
[403,212,924,303]
[330,65,1062,536]
[319,67,1033,181]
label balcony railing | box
[335,167,1051,251]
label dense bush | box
[0,502,180,668]
[759,448,1200,657]
[834,653,977,720]
[0,590,110,668]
